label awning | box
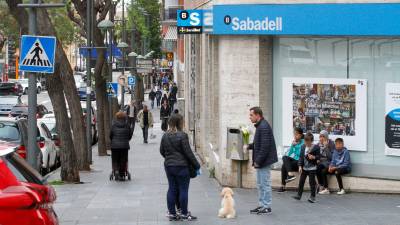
[164,26,177,41]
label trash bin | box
[226,127,249,161]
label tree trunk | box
[36,9,90,171]
[47,64,80,182]
[92,28,109,156]
[95,70,108,156]
[135,75,145,110]
[5,0,83,179]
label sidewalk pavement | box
[50,103,400,225]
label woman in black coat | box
[160,100,171,132]
[160,114,200,221]
[110,111,132,181]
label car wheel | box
[37,87,41,94]
[24,88,28,95]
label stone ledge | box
[270,170,400,194]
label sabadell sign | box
[213,3,400,36]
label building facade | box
[181,0,400,192]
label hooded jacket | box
[298,144,320,171]
[330,147,352,170]
[110,119,132,150]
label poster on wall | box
[282,78,367,151]
[385,83,400,156]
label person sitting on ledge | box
[277,127,304,193]
[325,138,351,195]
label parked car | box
[38,115,61,162]
[73,74,84,89]
[0,82,23,96]
[78,87,96,101]
[37,121,58,173]
[0,96,22,117]
[0,117,54,174]
[9,79,42,95]
[10,104,49,118]
[0,144,59,225]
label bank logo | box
[223,15,283,32]
[177,10,203,34]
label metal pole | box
[121,50,125,108]
[86,0,93,164]
[27,0,38,169]
[120,0,126,109]
[109,24,114,126]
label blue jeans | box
[165,166,190,215]
[256,166,272,208]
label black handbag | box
[166,134,197,179]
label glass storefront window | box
[273,37,400,179]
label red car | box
[0,143,58,225]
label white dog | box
[218,187,236,219]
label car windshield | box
[43,121,56,133]
[0,122,20,142]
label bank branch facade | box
[182,1,400,191]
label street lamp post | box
[117,42,129,108]
[128,51,138,103]
[98,19,114,127]
[86,0,93,163]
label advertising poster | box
[282,78,367,151]
[385,83,400,156]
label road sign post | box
[18,1,64,170]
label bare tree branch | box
[5,0,28,34]
[97,0,112,23]
[66,4,86,38]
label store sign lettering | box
[228,17,283,31]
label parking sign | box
[128,76,136,86]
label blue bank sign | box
[213,4,400,36]
[177,10,203,34]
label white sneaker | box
[319,189,330,195]
[337,189,346,195]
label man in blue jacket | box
[245,107,278,215]
[328,138,351,195]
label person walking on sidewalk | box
[110,112,132,181]
[293,132,320,203]
[169,83,178,111]
[160,100,171,132]
[156,88,162,108]
[149,88,156,109]
[160,113,200,221]
[244,107,278,215]
[137,105,154,144]
[126,100,137,134]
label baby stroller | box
[109,150,132,181]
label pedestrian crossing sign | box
[107,82,118,97]
[19,35,56,73]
